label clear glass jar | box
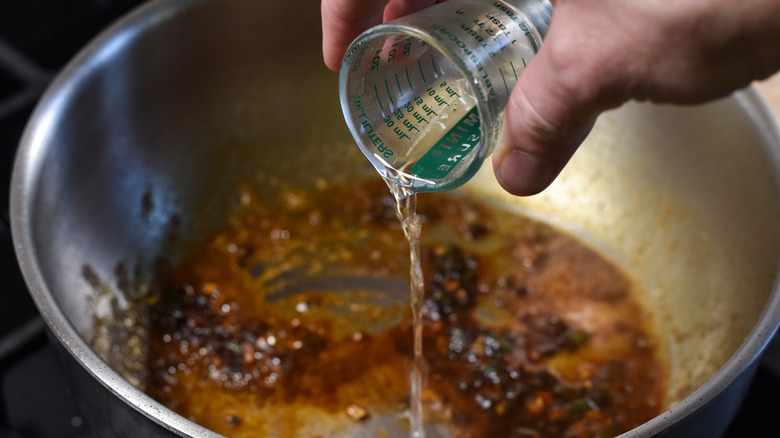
[340,0,553,193]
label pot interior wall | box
[15,0,780,434]
[26,0,372,336]
[464,98,780,404]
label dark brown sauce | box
[143,179,666,437]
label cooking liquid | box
[360,76,479,188]
[387,182,426,437]
[115,178,669,438]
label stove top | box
[0,1,778,437]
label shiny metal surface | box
[10,0,780,437]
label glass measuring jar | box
[339,0,553,193]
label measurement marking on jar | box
[510,60,519,79]
[406,68,415,91]
[418,60,427,83]
[430,54,439,76]
[500,68,510,95]
[385,80,395,107]
[521,58,527,67]
[374,84,385,112]
[395,73,403,94]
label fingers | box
[321,0,389,71]
[492,72,598,196]
[383,0,437,22]
[321,0,435,71]
[489,0,780,197]
[491,44,600,196]
[491,3,630,196]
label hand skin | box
[322,0,780,196]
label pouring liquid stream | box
[387,181,426,438]
[355,5,549,433]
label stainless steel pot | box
[10,0,780,437]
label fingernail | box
[496,151,557,196]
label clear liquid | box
[374,77,479,185]
[342,0,544,192]
[387,181,426,438]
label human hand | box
[322,0,436,72]
[322,0,780,196]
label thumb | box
[491,50,601,197]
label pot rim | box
[9,0,780,436]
